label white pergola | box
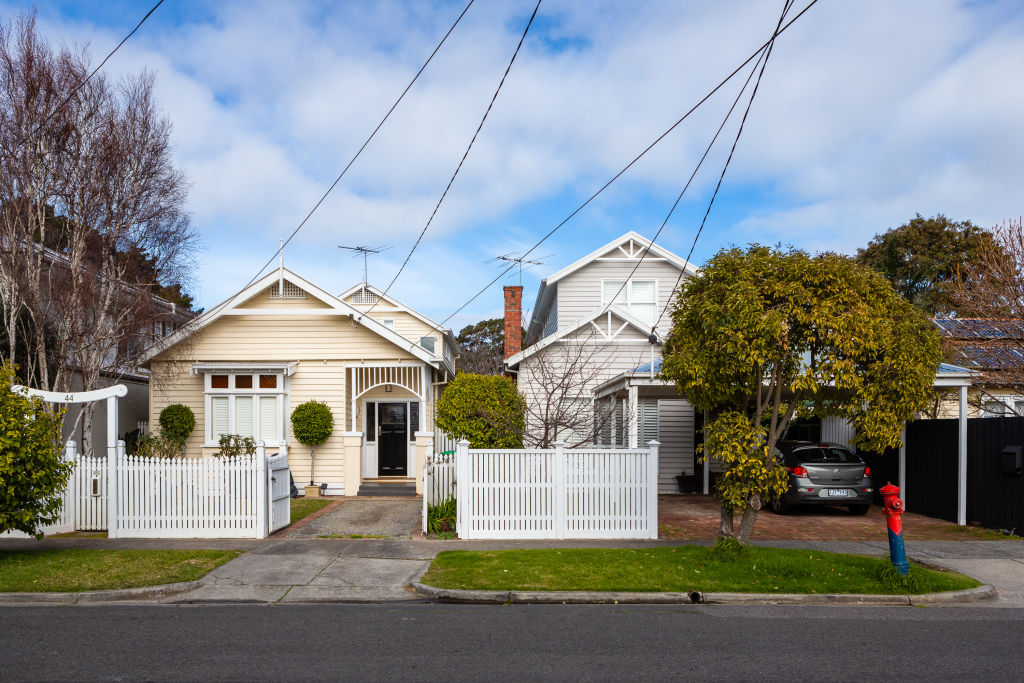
[593,361,979,524]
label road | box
[2,604,1023,681]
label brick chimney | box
[503,285,523,359]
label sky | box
[5,0,1024,332]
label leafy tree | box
[291,401,334,486]
[436,373,525,448]
[856,213,998,316]
[0,362,70,537]
[662,245,941,543]
[456,318,523,375]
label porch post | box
[349,368,357,432]
[957,384,967,526]
[106,395,119,539]
[628,385,638,449]
[420,365,428,432]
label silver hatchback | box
[770,441,875,515]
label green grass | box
[948,525,1021,540]
[290,498,333,526]
[419,546,981,595]
[0,549,241,592]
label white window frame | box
[203,371,286,446]
[600,278,658,326]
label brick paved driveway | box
[658,495,1016,541]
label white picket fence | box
[455,440,660,540]
[422,446,456,533]
[2,441,290,539]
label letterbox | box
[1000,445,1023,475]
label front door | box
[378,403,408,476]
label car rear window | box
[791,447,861,464]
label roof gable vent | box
[352,287,379,304]
[268,281,307,299]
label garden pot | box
[305,484,321,498]
[676,474,696,494]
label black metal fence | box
[862,416,1024,531]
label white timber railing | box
[455,440,660,540]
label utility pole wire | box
[195,0,476,324]
[423,0,820,338]
[651,0,796,334]
[22,0,166,147]
[366,0,542,317]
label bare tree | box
[950,218,1024,414]
[0,13,195,453]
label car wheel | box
[848,504,870,516]
[772,496,790,515]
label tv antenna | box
[338,245,392,283]
[485,251,549,285]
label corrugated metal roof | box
[950,346,1024,371]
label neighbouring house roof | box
[505,305,656,369]
[933,318,1024,340]
[138,267,443,369]
[527,231,699,337]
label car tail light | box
[787,465,808,477]
[863,466,872,478]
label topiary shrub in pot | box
[159,403,195,456]
[290,400,334,486]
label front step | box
[357,481,417,497]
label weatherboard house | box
[140,268,457,496]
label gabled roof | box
[506,305,655,368]
[139,267,441,367]
[337,282,455,343]
[529,231,698,333]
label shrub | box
[137,431,187,459]
[436,373,525,448]
[427,497,457,534]
[290,401,334,447]
[217,434,256,458]
[159,404,195,444]
[0,362,70,538]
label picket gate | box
[455,440,659,540]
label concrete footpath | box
[1,537,1022,606]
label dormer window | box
[602,279,656,326]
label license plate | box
[826,488,848,497]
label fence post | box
[553,440,566,539]
[64,440,77,530]
[106,396,119,538]
[256,441,268,539]
[455,439,469,538]
[646,440,660,539]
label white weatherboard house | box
[504,231,706,493]
[140,268,456,496]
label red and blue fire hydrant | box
[880,482,909,575]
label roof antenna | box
[338,245,392,284]
[278,239,284,296]
[485,252,549,286]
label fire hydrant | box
[880,482,909,576]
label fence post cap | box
[457,438,471,445]
[646,440,661,446]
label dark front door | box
[378,403,408,476]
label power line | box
[196,0,475,323]
[22,0,166,147]
[600,0,795,334]
[366,0,542,316]
[651,0,797,334]
[421,0,820,338]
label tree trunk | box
[81,403,93,459]
[718,502,735,539]
[736,493,761,544]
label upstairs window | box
[602,279,656,326]
[420,336,436,353]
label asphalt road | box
[2,604,1023,681]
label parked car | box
[770,441,874,515]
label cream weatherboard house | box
[140,268,456,496]
[504,231,706,493]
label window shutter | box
[260,396,278,442]
[639,398,659,447]
[235,396,254,437]
[211,397,229,440]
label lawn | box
[0,549,240,592]
[419,546,981,595]
[290,498,333,526]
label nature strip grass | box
[419,546,981,595]
[0,549,240,592]
[290,498,333,526]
